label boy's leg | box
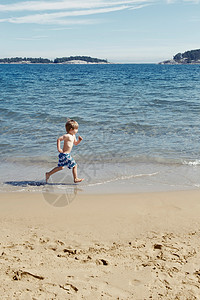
[72,164,84,183]
[46,166,64,183]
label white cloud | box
[16,35,48,40]
[0,3,147,25]
[166,0,199,3]
[0,17,96,25]
[129,3,151,8]
[0,0,151,12]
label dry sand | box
[1,190,200,299]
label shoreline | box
[1,190,200,298]
[1,157,200,194]
[1,161,199,194]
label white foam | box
[183,159,200,166]
[84,172,159,187]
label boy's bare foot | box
[46,172,50,183]
[74,178,84,183]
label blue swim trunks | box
[58,153,76,169]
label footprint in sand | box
[59,283,78,294]
[129,279,142,286]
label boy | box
[46,119,84,183]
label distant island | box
[0,56,109,64]
[159,49,200,65]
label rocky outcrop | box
[159,49,200,64]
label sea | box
[0,63,200,195]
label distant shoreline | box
[0,56,110,65]
[0,61,110,65]
[159,60,200,65]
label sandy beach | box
[1,190,200,299]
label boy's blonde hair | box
[65,119,79,133]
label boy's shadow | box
[5,180,46,187]
[5,180,82,207]
[5,180,77,187]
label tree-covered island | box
[159,49,200,64]
[0,56,109,64]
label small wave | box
[183,159,200,166]
[194,184,200,188]
[84,172,159,187]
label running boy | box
[46,119,84,183]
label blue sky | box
[0,0,199,62]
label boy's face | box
[69,128,78,135]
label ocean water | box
[0,63,200,194]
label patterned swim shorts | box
[58,153,76,169]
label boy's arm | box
[57,136,64,153]
[74,135,83,146]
